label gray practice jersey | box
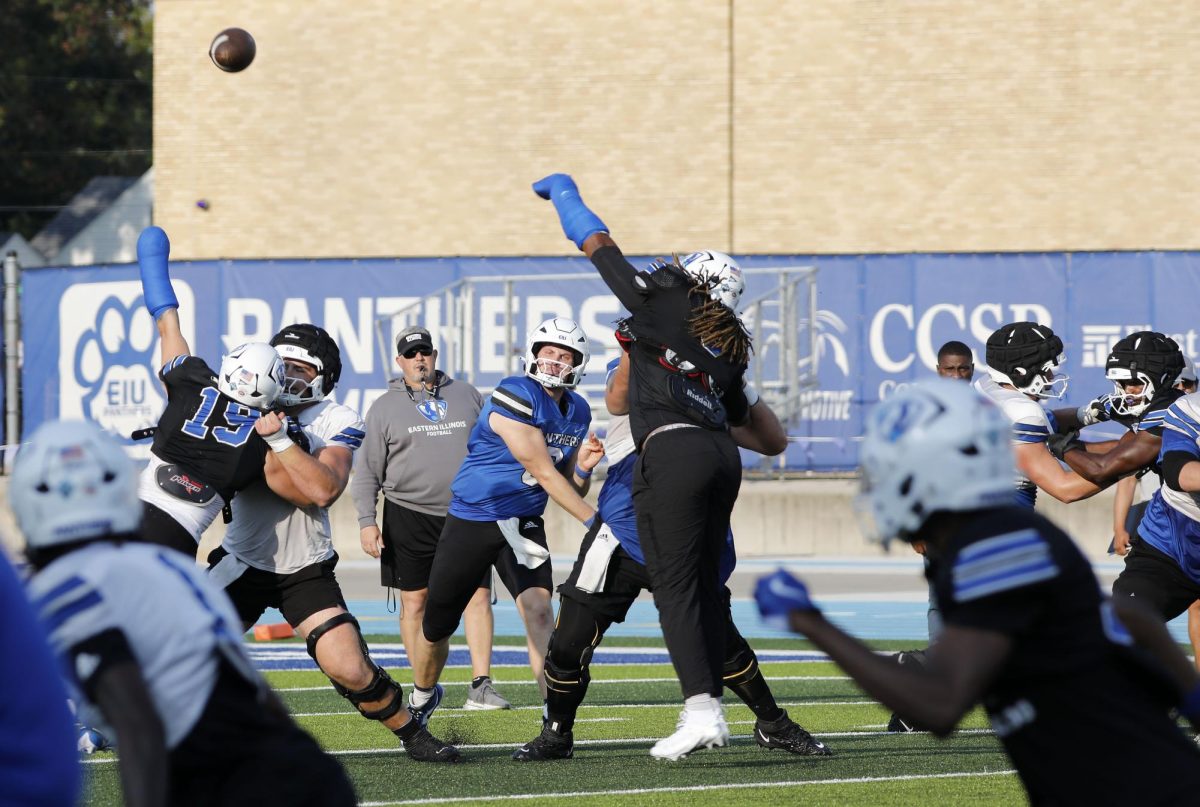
[223,399,366,574]
[28,542,255,749]
[351,372,483,522]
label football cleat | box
[649,707,730,761]
[407,683,444,729]
[402,726,461,764]
[511,724,574,761]
[753,711,832,756]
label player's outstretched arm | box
[755,570,1011,737]
[605,350,631,416]
[1111,475,1137,556]
[1112,597,1200,711]
[490,412,596,525]
[568,432,605,495]
[92,661,168,807]
[137,226,189,366]
[1015,442,1103,502]
[1058,431,1158,486]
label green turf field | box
[79,635,1029,806]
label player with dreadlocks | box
[534,174,756,760]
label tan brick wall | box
[155,1,1200,259]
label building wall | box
[154,1,1200,260]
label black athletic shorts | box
[423,514,554,642]
[1112,539,1200,621]
[380,500,489,593]
[558,520,652,623]
[169,658,356,806]
[207,547,347,629]
[140,501,202,559]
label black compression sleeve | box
[71,628,136,701]
[1162,450,1195,491]
[589,245,645,311]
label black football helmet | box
[985,322,1068,399]
[1104,331,1184,417]
[270,323,342,406]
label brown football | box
[210,27,256,73]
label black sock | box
[472,675,489,688]
[728,669,784,723]
[394,719,421,741]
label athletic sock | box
[728,669,785,722]
[394,718,421,742]
[410,684,434,709]
[471,675,489,689]
[684,694,721,714]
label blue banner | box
[22,252,1200,470]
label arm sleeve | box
[589,245,647,312]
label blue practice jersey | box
[449,375,591,520]
[1137,398,1200,585]
[1,554,80,806]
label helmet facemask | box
[525,317,590,390]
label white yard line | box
[274,675,851,692]
[358,769,1017,806]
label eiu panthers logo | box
[417,399,448,423]
[72,294,163,438]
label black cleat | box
[754,711,832,756]
[887,713,927,733]
[511,724,574,761]
[403,726,461,763]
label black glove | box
[1047,430,1082,461]
[614,317,635,354]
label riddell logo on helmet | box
[59,280,197,444]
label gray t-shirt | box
[351,372,483,523]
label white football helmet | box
[680,250,745,312]
[526,317,590,389]
[12,420,141,551]
[218,342,286,411]
[857,379,1015,545]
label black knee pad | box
[722,643,760,688]
[545,619,600,695]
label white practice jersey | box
[974,374,1053,506]
[28,542,253,749]
[222,399,365,574]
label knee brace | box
[722,642,760,689]
[545,641,594,696]
[305,612,367,660]
[306,613,405,721]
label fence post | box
[3,251,20,469]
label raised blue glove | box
[532,173,608,249]
[755,569,820,632]
[137,226,178,319]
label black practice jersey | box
[590,245,750,445]
[927,506,1200,805]
[150,355,269,500]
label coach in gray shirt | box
[352,326,510,710]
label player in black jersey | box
[756,379,1200,805]
[535,174,753,760]
[133,226,287,556]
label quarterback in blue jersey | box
[758,380,1200,805]
[408,318,604,731]
[512,351,830,762]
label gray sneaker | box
[464,677,512,710]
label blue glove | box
[755,569,819,632]
[137,226,178,319]
[532,173,608,249]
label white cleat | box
[649,708,730,761]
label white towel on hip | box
[497,517,551,569]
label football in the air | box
[209,27,256,73]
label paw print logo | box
[73,296,163,436]
[58,280,195,440]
